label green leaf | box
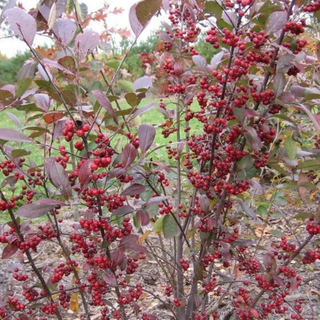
[118,80,133,92]
[163,214,179,239]
[11,149,31,158]
[15,78,32,98]
[204,1,222,17]
[154,216,164,234]
[298,159,320,170]
[257,204,269,218]
[105,59,120,70]
[268,229,283,237]
[284,137,297,160]
[0,90,14,106]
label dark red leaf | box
[135,210,150,226]
[102,269,117,286]
[92,90,118,124]
[112,205,134,216]
[45,158,72,200]
[15,199,66,219]
[78,159,94,186]
[2,243,18,259]
[139,124,156,153]
[132,103,156,119]
[122,143,137,168]
[120,234,146,253]
[0,129,32,143]
[121,184,146,196]
[146,196,169,204]
[111,248,126,268]
[5,8,36,46]
[243,126,262,151]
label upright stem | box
[0,190,63,320]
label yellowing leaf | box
[138,230,152,244]
[69,292,79,313]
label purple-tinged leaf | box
[0,0,16,24]
[244,109,258,118]
[192,55,207,72]
[248,180,264,195]
[52,18,77,46]
[1,84,15,96]
[75,30,99,60]
[210,51,224,69]
[111,248,126,268]
[78,159,94,186]
[47,2,56,31]
[42,58,73,75]
[146,196,169,205]
[45,158,72,200]
[273,72,286,97]
[112,205,134,216]
[121,184,146,196]
[102,269,117,286]
[0,129,32,143]
[243,126,262,151]
[239,200,257,220]
[152,161,170,173]
[174,61,183,76]
[291,104,320,134]
[265,11,287,35]
[135,210,150,226]
[162,0,170,12]
[222,10,237,27]
[278,92,295,104]
[132,103,156,119]
[122,143,137,168]
[33,93,51,111]
[120,234,146,253]
[1,176,17,188]
[17,60,36,80]
[2,243,18,259]
[53,119,66,140]
[5,8,36,46]
[158,32,172,42]
[106,168,126,180]
[139,124,156,153]
[7,112,21,128]
[92,90,118,124]
[16,199,66,219]
[129,0,161,37]
[129,4,143,37]
[39,0,67,21]
[133,76,152,92]
[38,63,53,81]
[199,195,209,214]
[277,54,295,72]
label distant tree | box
[0,52,30,86]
